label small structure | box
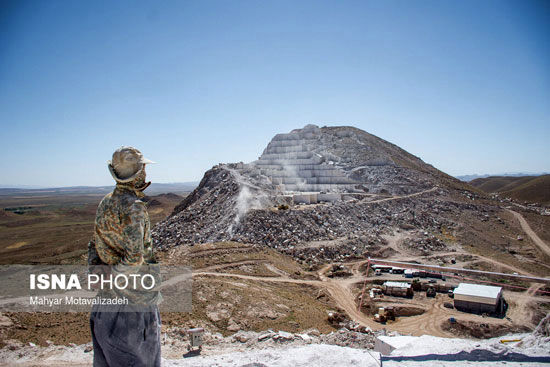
[383,281,413,298]
[372,265,392,273]
[435,283,456,293]
[187,327,205,352]
[427,271,443,279]
[453,283,504,315]
[293,192,318,204]
[318,193,342,202]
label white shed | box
[453,283,503,314]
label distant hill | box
[469,176,538,193]
[470,175,550,206]
[457,172,549,182]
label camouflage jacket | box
[91,184,156,266]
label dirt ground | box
[441,318,530,339]
[521,211,550,245]
[1,193,549,347]
[0,193,182,264]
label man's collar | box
[114,183,145,198]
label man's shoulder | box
[98,189,148,217]
[96,192,113,213]
[97,191,138,214]
[117,191,147,216]
[129,197,146,209]
[107,189,141,206]
[99,192,113,204]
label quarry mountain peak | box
[151,124,469,261]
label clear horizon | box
[1,0,549,187]
[2,170,550,189]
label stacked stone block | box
[252,125,359,193]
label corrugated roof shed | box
[454,283,501,298]
[384,281,411,289]
[454,283,502,305]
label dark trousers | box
[90,305,161,367]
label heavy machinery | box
[373,306,395,323]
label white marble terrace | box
[252,126,360,194]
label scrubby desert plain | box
[0,126,549,365]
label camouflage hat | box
[108,146,155,183]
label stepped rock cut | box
[254,124,357,193]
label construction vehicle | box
[385,306,396,321]
[373,313,385,323]
[426,286,436,298]
[373,306,395,323]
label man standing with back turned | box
[88,146,161,367]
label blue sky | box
[1,0,549,187]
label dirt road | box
[506,283,545,329]
[507,209,550,258]
[366,187,438,204]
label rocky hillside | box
[151,125,491,261]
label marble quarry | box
[251,124,362,203]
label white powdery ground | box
[380,333,550,357]
[164,344,380,367]
[379,333,550,367]
[1,333,549,367]
[163,334,550,367]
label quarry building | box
[453,283,504,315]
[383,281,413,298]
